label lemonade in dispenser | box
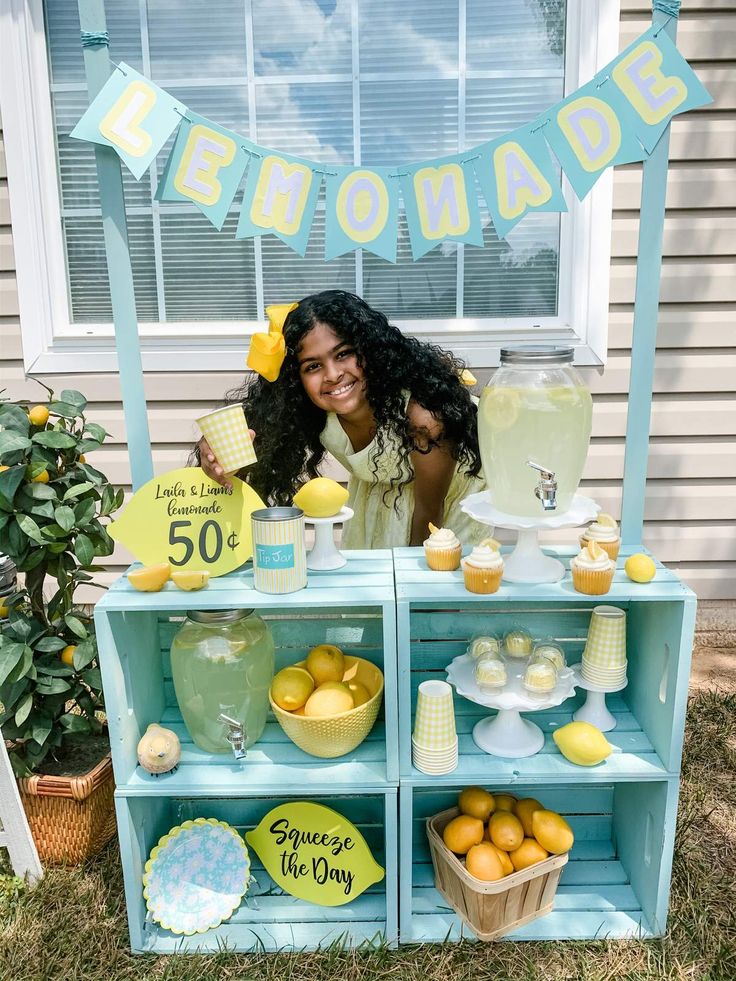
[478,347,592,518]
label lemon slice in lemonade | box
[482,388,520,432]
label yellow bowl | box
[269,656,384,759]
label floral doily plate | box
[143,818,250,935]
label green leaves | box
[60,390,88,412]
[16,514,46,545]
[0,641,26,686]
[64,614,88,640]
[0,431,32,455]
[0,466,25,507]
[74,533,95,567]
[54,505,76,532]
[72,639,96,670]
[63,482,95,501]
[32,430,77,449]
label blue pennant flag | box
[324,166,400,263]
[399,154,483,260]
[236,150,321,256]
[156,111,250,230]
[473,124,567,239]
[70,63,185,180]
[609,25,713,153]
[544,73,648,201]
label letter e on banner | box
[414,164,470,240]
[251,156,312,236]
[99,80,156,157]
[557,96,621,173]
[493,142,552,222]
[174,125,236,206]
[612,40,686,126]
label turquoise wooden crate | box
[116,790,398,953]
[400,780,679,942]
[94,552,398,795]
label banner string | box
[652,0,680,17]
[80,31,109,48]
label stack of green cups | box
[582,605,627,687]
[412,680,458,774]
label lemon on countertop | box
[624,553,656,583]
[553,720,613,766]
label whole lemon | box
[271,666,315,711]
[28,405,50,426]
[488,842,514,875]
[624,553,656,583]
[531,810,575,854]
[304,681,354,717]
[493,793,517,812]
[306,644,345,685]
[458,786,495,822]
[465,842,506,881]
[33,470,50,484]
[442,814,484,855]
[0,465,9,473]
[0,602,9,619]
[514,797,543,837]
[293,477,349,518]
[509,837,550,871]
[346,680,371,707]
[553,720,613,766]
[60,645,76,666]
[488,811,524,852]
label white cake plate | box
[460,491,600,584]
[446,653,577,758]
[303,506,354,570]
[570,663,628,732]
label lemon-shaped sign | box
[245,802,385,906]
[109,467,265,577]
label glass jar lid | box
[187,609,254,623]
[500,346,574,366]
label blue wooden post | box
[620,3,679,553]
[77,0,154,490]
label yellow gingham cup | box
[197,405,257,474]
[413,680,457,750]
[582,605,627,684]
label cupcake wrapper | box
[424,544,462,571]
[571,564,615,595]
[461,560,503,594]
[580,535,621,561]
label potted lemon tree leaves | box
[0,387,123,863]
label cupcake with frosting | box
[523,659,557,696]
[580,512,621,561]
[571,541,616,595]
[461,538,503,594]
[468,635,501,660]
[503,628,533,658]
[475,655,507,691]
[423,522,462,571]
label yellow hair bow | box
[246,302,298,382]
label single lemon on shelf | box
[553,720,613,766]
[625,553,656,583]
[346,680,371,707]
[304,681,354,717]
[513,797,544,837]
[60,645,76,667]
[458,787,496,822]
[306,644,345,684]
[171,570,209,591]
[531,811,575,854]
[509,837,550,871]
[442,814,484,855]
[465,842,506,881]
[293,477,349,518]
[493,793,518,812]
[127,563,171,592]
[272,666,315,711]
[28,405,50,426]
[488,811,524,852]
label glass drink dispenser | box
[170,609,275,755]
[478,347,593,518]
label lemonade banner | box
[71,26,711,254]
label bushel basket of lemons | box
[269,644,383,758]
[427,787,574,941]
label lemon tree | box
[0,385,123,775]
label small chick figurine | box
[137,723,181,776]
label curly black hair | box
[217,290,481,506]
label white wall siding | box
[1,1,734,598]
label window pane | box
[361,79,458,165]
[148,0,248,78]
[253,0,352,76]
[466,0,565,73]
[262,211,356,303]
[255,82,354,163]
[359,0,458,76]
[45,0,142,85]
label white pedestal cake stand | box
[570,663,628,732]
[303,506,354,571]
[460,491,599,584]
[446,653,577,758]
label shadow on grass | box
[1,691,734,981]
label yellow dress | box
[319,411,489,549]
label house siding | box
[1,0,734,599]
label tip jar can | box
[478,346,592,518]
[251,506,307,594]
[170,609,275,755]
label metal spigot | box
[527,461,558,512]
[218,714,247,761]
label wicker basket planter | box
[427,807,568,940]
[17,754,116,865]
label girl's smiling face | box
[297,322,366,416]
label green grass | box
[1,691,734,981]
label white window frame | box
[1,0,620,374]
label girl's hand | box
[197,431,257,490]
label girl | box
[198,290,486,548]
